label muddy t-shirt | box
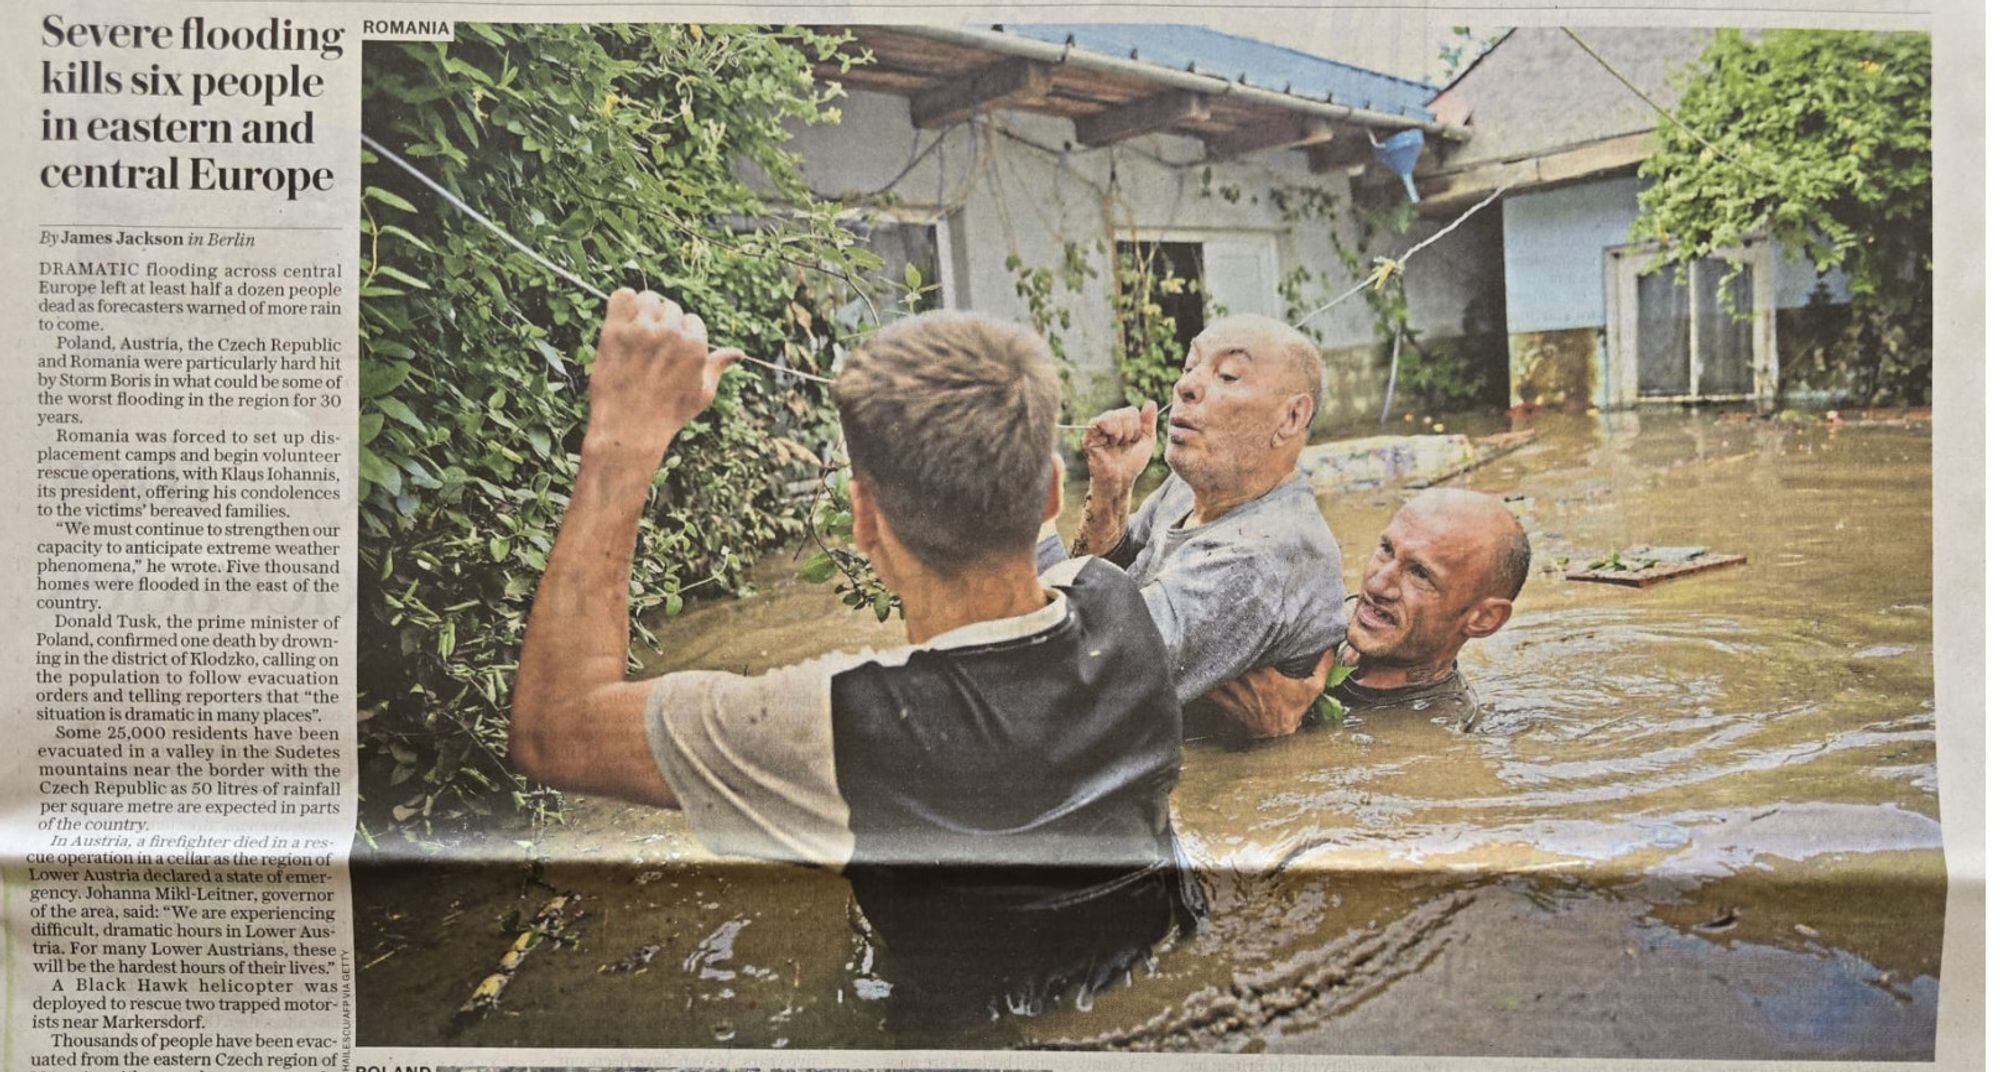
[1039,470,1346,705]
[1331,666,1481,730]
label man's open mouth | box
[1355,597,1397,631]
[1167,416,1200,443]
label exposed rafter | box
[1072,90,1211,147]
[908,58,1055,129]
[1307,133,1377,174]
[1203,118,1336,160]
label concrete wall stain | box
[1510,328,1600,409]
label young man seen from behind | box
[512,291,1200,1028]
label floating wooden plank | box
[909,58,1055,128]
[1566,550,1747,588]
[1073,90,1212,146]
[1204,117,1336,160]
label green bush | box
[1636,30,1931,404]
[1111,244,1198,413]
[357,25,877,836]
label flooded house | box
[790,24,1500,427]
[352,23,1941,1058]
[793,25,1861,421]
[1408,28,1855,410]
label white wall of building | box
[785,88,1492,415]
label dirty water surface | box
[353,412,1940,1058]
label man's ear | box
[1042,454,1064,524]
[849,476,881,559]
[1273,392,1315,445]
[1463,596,1513,640]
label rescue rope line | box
[361,132,837,386]
[1290,180,1512,331]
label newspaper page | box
[0,1,1982,1070]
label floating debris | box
[633,869,664,886]
[1567,546,1746,587]
[599,942,662,975]
[454,893,577,1026]
[1693,909,1740,933]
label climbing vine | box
[1266,184,1493,413]
[1110,242,1200,412]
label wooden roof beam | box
[1405,131,1657,214]
[1307,133,1376,173]
[908,58,1055,129]
[1073,90,1212,148]
[1203,118,1337,160]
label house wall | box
[1494,174,1847,408]
[783,88,1498,422]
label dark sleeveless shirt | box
[828,557,1203,1015]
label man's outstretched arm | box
[511,289,742,806]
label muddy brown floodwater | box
[354,411,1941,1058]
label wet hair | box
[1494,518,1531,601]
[833,311,1059,574]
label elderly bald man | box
[1213,488,1532,738]
[1038,314,1347,711]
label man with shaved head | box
[1212,487,1531,737]
[1041,314,1347,716]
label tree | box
[1633,30,1931,403]
[357,25,880,836]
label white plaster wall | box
[781,89,1490,412]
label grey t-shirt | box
[1332,665,1481,730]
[1044,470,1346,705]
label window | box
[1606,244,1775,406]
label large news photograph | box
[347,19,1941,1056]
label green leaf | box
[376,396,426,431]
[797,551,838,584]
[364,186,420,213]
[1308,693,1345,729]
[360,412,385,445]
[361,361,413,399]
[533,338,569,376]
[358,446,402,496]
[1325,661,1357,691]
[375,264,433,291]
